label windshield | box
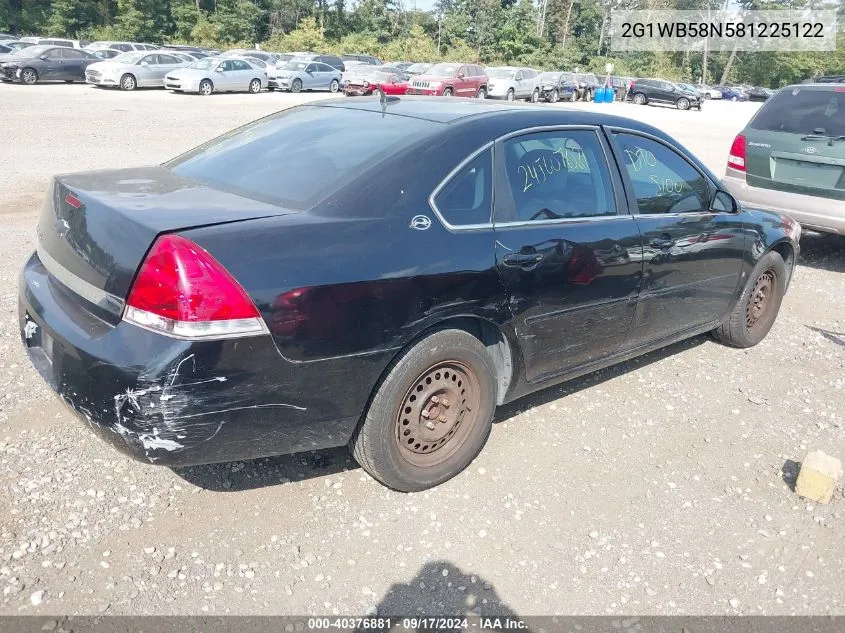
[427,63,459,76]
[167,106,438,209]
[366,71,393,82]
[113,52,145,64]
[406,63,430,73]
[539,72,560,82]
[281,61,308,71]
[487,68,516,79]
[189,58,217,70]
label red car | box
[407,62,488,98]
[343,67,408,97]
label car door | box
[215,59,237,90]
[608,130,745,346]
[133,53,157,86]
[38,48,65,80]
[455,65,471,96]
[492,128,643,383]
[315,62,334,89]
[152,53,182,85]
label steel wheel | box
[291,78,302,93]
[21,68,37,84]
[745,270,777,334]
[199,79,213,96]
[120,74,136,91]
[395,360,481,468]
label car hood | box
[412,74,453,82]
[0,54,35,64]
[488,79,515,87]
[87,60,135,73]
[273,70,304,79]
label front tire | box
[330,79,339,93]
[676,97,690,110]
[291,78,302,93]
[703,92,711,100]
[570,91,577,102]
[349,329,497,492]
[530,88,539,103]
[506,88,514,101]
[442,87,453,97]
[549,89,559,103]
[120,73,136,91]
[712,251,787,348]
[198,79,213,96]
[20,68,38,85]
[633,92,647,105]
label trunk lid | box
[744,85,845,201]
[37,165,293,316]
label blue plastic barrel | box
[594,87,605,103]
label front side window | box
[500,130,616,222]
[613,133,710,215]
[432,148,493,227]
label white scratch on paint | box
[138,427,184,452]
[171,403,307,420]
[23,321,38,340]
[168,354,196,386]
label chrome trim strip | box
[36,243,125,315]
[428,125,620,233]
[495,215,632,229]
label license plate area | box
[773,158,843,188]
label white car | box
[165,57,267,95]
[486,66,541,101]
[86,51,190,90]
[696,84,723,99]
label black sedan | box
[0,45,99,83]
[18,99,800,492]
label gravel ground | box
[0,84,843,617]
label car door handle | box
[650,235,676,249]
[502,253,544,268]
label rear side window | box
[167,107,437,209]
[500,130,615,222]
[614,133,710,215]
[750,88,845,136]
[433,149,493,227]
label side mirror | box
[215,67,223,72]
[457,72,464,79]
[711,190,738,213]
[40,55,49,60]
[140,61,149,66]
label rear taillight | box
[728,133,746,171]
[123,234,266,340]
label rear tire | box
[120,73,136,91]
[442,87,453,97]
[549,89,559,103]
[531,88,539,103]
[703,92,711,99]
[506,88,514,101]
[199,79,213,96]
[476,87,486,99]
[570,91,577,102]
[712,251,786,348]
[291,78,302,93]
[330,79,339,93]
[349,329,497,492]
[248,78,261,93]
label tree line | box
[2,0,843,87]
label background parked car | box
[84,41,158,53]
[696,84,723,99]
[714,85,748,101]
[405,62,432,76]
[342,53,381,66]
[746,86,773,101]
[290,53,345,72]
[343,68,408,96]
[630,78,702,110]
[20,37,85,49]
[0,45,99,84]
[536,71,576,103]
[805,74,845,83]
[268,59,341,93]
[91,49,121,60]
[608,75,631,101]
[0,41,33,58]
[723,83,845,235]
[86,51,189,90]
[164,57,266,95]
[485,66,540,101]
[408,62,488,98]
[573,72,600,100]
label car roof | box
[312,96,671,132]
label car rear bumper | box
[18,251,360,467]
[724,170,845,235]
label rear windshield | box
[750,87,845,136]
[166,106,438,209]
